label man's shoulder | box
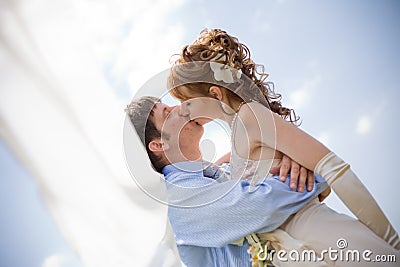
[163,162,203,176]
[163,162,215,187]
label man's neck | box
[180,148,202,162]
[166,148,202,164]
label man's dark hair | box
[125,96,166,173]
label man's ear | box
[148,139,169,152]
[209,86,223,100]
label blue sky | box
[0,0,399,266]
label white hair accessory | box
[209,54,242,84]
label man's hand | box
[269,155,314,192]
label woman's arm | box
[214,152,231,166]
[240,102,330,171]
[239,102,399,249]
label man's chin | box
[193,119,212,126]
[189,119,206,127]
[196,125,205,137]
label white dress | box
[229,112,400,266]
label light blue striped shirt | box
[163,161,328,267]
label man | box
[125,96,328,266]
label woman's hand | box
[269,155,315,192]
[214,152,231,166]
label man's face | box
[151,102,204,150]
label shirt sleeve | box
[167,172,326,247]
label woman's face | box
[180,97,223,126]
[175,86,224,125]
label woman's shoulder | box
[238,101,274,123]
[240,101,270,113]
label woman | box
[167,28,399,266]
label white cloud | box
[316,132,330,147]
[42,254,64,267]
[288,74,321,109]
[356,115,372,135]
[355,98,388,136]
[306,59,319,69]
[253,10,272,33]
[108,0,186,94]
[289,88,307,109]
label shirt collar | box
[162,161,204,179]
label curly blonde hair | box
[169,28,299,123]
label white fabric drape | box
[0,0,179,266]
